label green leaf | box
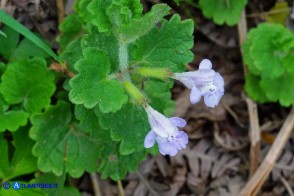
[98,142,146,180]
[199,0,247,25]
[97,102,149,155]
[57,14,84,51]
[59,38,83,73]
[87,0,112,33]
[0,111,28,132]
[245,73,269,103]
[0,9,58,60]
[265,1,290,26]
[107,3,171,43]
[0,29,7,37]
[82,26,119,71]
[131,15,194,72]
[0,58,56,114]
[69,48,128,113]
[0,128,37,180]
[9,128,38,179]
[243,23,294,79]
[144,80,175,116]
[10,38,50,60]
[0,95,28,132]
[31,172,68,196]
[0,134,10,178]
[0,62,5,74]
[0,184,44,196]
[260,73,294,106]
[0,26,19,59]
[30,101,101,177]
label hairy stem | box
[119,43,131,81]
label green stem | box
[136,67,173,79]
[119,43,131,81]
[123,81,147,106]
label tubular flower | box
[173,59,224,107]
[144,105,188,156]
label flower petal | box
[199,59,212,70]
[169,117,187,128]
[204,92,222,108]
[190,86,201,104]
[213,72,225,94]
[158,141,178,156]
[144,130,157,148]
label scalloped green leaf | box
[97,102,149,155]
[87,0,112,33]
[260,73,294,106]
[57,14,84,51]
[245,73,269,103]
[0,128,37,180]
[0,58,55,114]
[69,48,128,112]
[131,15,194,72]
[82,26,119,71]
[107,3,170,43]
[98,142,146,181]
[59,38,83,73]
[30,101,101,177]
[199,0,247,25]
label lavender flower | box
[173,59,224,108]
[144,105,188,156]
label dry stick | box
[90,173,102,196]
[280,176,294,196]
[136,171,160,196]
[239,108,294,195]
[56,0,64,24]
[117,180,125,196]
[238,10,261,177]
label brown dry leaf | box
[199,21,238,48]
[208,175,245,196]
[260,134,294,184]
[183,140,240,194]
[214,122,248,151]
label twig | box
[280,176,294,196]
[239,108,294,195]
[0,0,8,9]
[238,10,261,177]
[117,180,125,196]
[90,173,102,196]
[56,0,65,24]
[137,171,160,196]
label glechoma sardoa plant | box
[0,0,224,181]
[243,23,294,106]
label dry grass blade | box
[239,108,294,195]
[90,173,102,196]
[238,9,261,177]
[56,0,64,23]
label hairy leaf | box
[107,3,170,43]
[30,101,101,177]
[69,48,128,112]
[0,58,55,114]
[98,142,146,180]
[82,26,119,71]
[199,0,247,25]
[57,14,84,51]
[0,128,37,180]
[97,103,149,155]
[131,15,194,72]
